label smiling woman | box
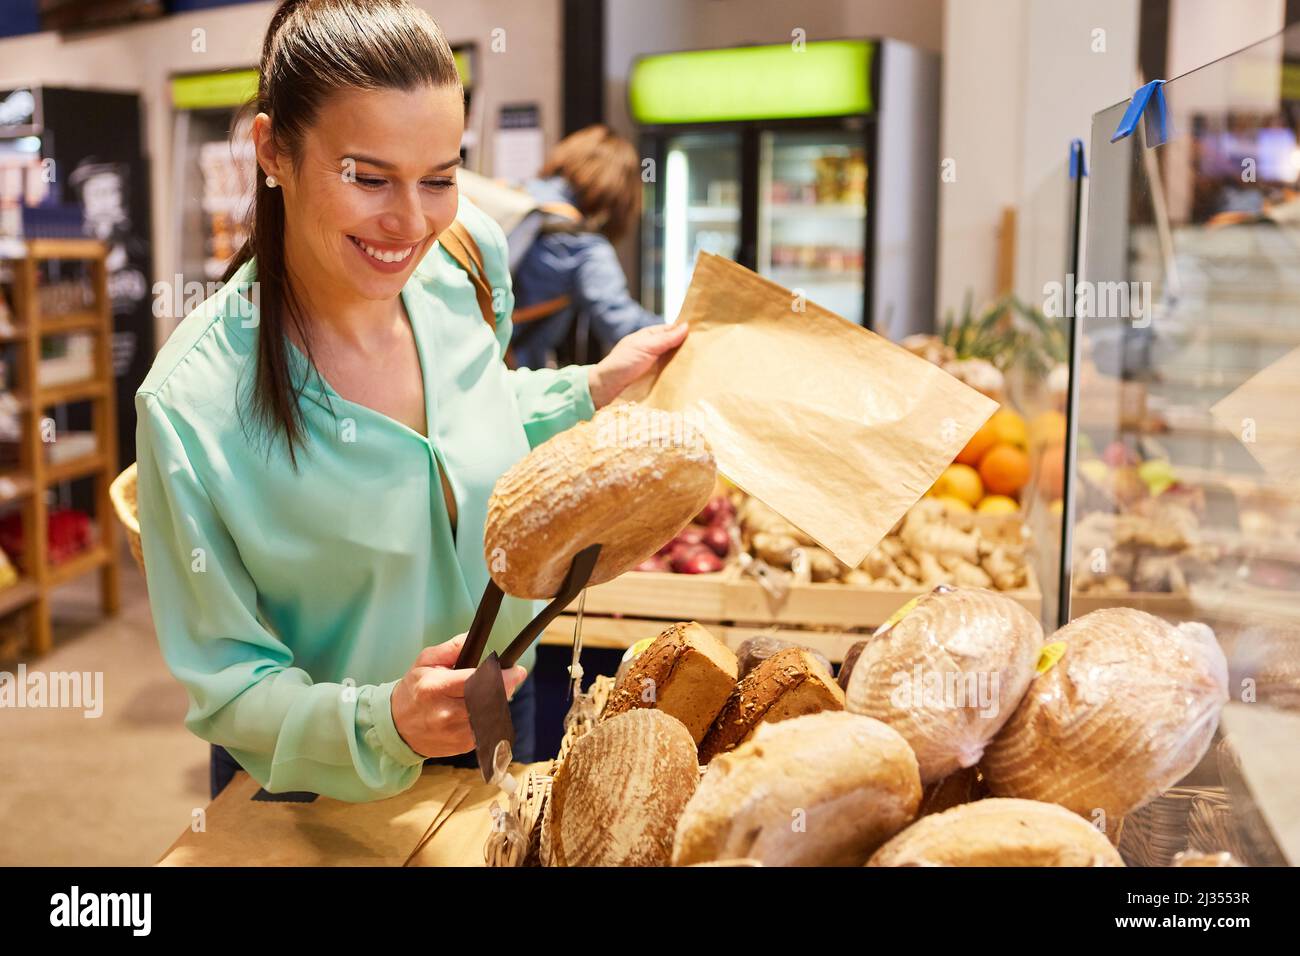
[132,0,690,803]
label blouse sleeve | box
[461,199,596,448]
[134,390,426,802]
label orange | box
[955,407,1026,466]
[978,444,1031,496]
[935,495,974,514]
[1028,410,1067,451]
[930,463,984,506]
[976,495,1019,515]
[1038,442,1066,499]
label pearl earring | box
[265,175,279,188]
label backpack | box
[454,169,584,326]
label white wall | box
[0,0,564,351]
[936,0,1141,319]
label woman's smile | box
[346,233,424,272]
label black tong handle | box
[455,543,603,671]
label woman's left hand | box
[587,322,689,409]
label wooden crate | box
[542,564,1042,664]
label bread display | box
[542,709,699,867]
[735,634,832,681]
[600,622,738,744]
[673,712,921,866]
[868,798,1124,867]
[484,403,716,597]
[982,608,1229,822]
[698,646,845,763]
[844,586,1043,784]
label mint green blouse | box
[135,198,595,802]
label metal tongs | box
[455,543,602,782]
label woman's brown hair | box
[224,0,462,469]
[540,125,643,242]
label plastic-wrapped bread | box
[543,709,699,867]
[485,403,715,598]
[698,647,845,763]
[868,798,1124,867]
[601,622,738,744]
[843,586,1044,784]
[982,608,1229,823]
[673,712,921,866]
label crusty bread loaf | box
[542,709,699,867]
[673,712,921,866]
[982,608,1229,822]
[918,766,985,817]
[601,622,738,743]
[837,639,869,691]
[735,635,832,680]
[844,587,1043,784]
[484,403,716,598]
[868,798,1124,867]
[699,647,845,763]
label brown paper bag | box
[626,253,998,567]
[156,767,467,867]
[1210,345,1300,486]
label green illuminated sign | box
[171,70,259,111]
[629,40,873,124]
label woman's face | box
[258,83,465,306]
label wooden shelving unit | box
[0,238,120,656]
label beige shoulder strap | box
[440,220,496,331]
[440,219,521,368]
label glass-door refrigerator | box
[632,39,939,338]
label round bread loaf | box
[484,403,716,598]
[868,797,1124,866]
[982,608,1229,822]
[673,711,920,866]
[542,709,699,867]
[844,586,1043,784]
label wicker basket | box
[109,462,143,574]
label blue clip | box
[1069,138,1087,179]
[1110,79,1169,146]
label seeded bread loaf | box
[698,646,845,763]
[601,622,738,744]
[735,635,832,681]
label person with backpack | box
[507,125,665,369]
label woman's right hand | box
[390,634,528,758]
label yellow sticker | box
[876,595,922,636]
[622,636,656,663]
[1036,641,1067,674]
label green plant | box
[939,292,1069,379]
